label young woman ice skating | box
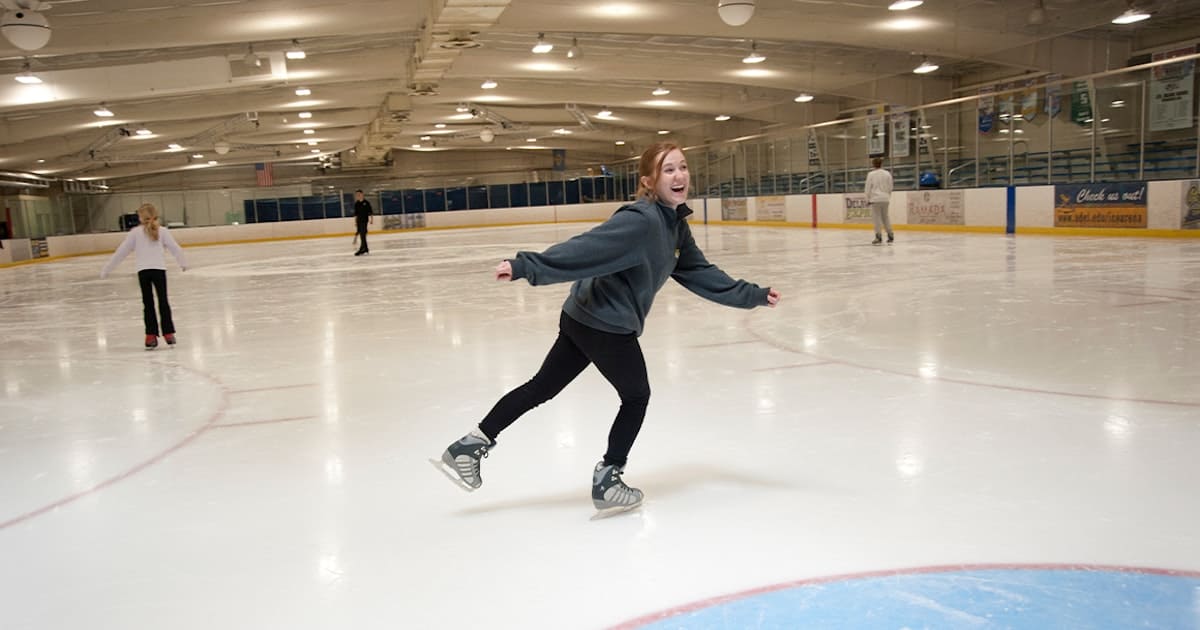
[100,203,189,349]
[436,142,781,514]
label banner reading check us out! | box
[1054,183,1147,228]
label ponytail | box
[137,203,160,241]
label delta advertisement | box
[1054,183,1147,228]
[906,190,965,225]
[843,193,872,223]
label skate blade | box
[589,501,643,521]
[428,457,478,493]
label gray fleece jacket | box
[508,198,770,336]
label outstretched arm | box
[99,231,135,278]
[671,223,774,308]
[161,229,189,271]
[507,209,650,285]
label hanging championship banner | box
[996,83,1014,121]
[1045,74,1063,118]
[807,129,823,168]
[891,112,911,158]
[1150,46,1196,132]
[1071,80,1093,126]
[867,116,886,156]
[979,86,995,133]
[1021,80,1039,122]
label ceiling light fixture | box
[526,137,538,142]
[1111,99,1126,108]
[167,143,183,151]
[295,87,311,96]
[794,93,814,102]
[303,128,315,134]
[566,37,582,60]
[742,41,765,64]
[1,10,51,51]
[532,32,553,54]
[717,0,755,26]
[481,78,498,89]
[135,127,152,136]
[1027,0,1046,26]
[208,160,218,165]
[286,39,306,59]
[93,103,114,117]
[714,114,731,121]
[298,111,313,118]
[435,122,447,128]
[597,107,613,118]
[192,153,204,159]
[244,44,261,68]
[657,130,670,135]
[1112,5,1150,24]
[615,140,626,145]
[310,149,321,153]
[651,81,670,96]
[913,57,939,74]
[888,0,923,10]
[15,60,41,84]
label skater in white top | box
[100,203,189,349]
[865,157,894,245]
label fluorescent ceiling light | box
[286,40,306,59]
[207,160,218,165]
[303,128,315,134]
[307,140,318,145]
[481,78,497,89]
[794,93,814,103]
[552,128,572,134]
[298,111,313,118]
[135,127,153,136]
[742,41,765,64]
[597,108,613,118]
[192,153,204,158]
[167,143,183,150]
[435,123,447,128]
[651,81,670,96]
[615,140,626,145]
[1112,8,1150,24]
[526,138,537,142]
[913,58,939,74]
[714,114,731,121]
[93,104,114,117]
[888,0,923,9]
[295,87,311,96]
[15,62,41,84]
[532,33,553,54]
[657,130,669,135]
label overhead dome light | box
[295,87,311,96]
[480,128,495,142]
[1112,6,1150,24]
[566,37,582,60]
[435,122,447,128]
[531,32,553,54]
[1,10,52,51]
[15,61,41,84]
[742,41,765,64]
[714,114,731,121]
[651,81,670,96]
[888,0,923,10]
[481,78,497,89]
[243,45,261,68]
[913,57,939,74]
[794,93,814,102]
[286,39,306,60]
[657,129,670,135]
[615,140,626,145]
[597,107,613,118]
[303,128,315,134]
[717,0,755,26]
[298,111,313,118]
[93,103,114,117]
[135,127,153,136]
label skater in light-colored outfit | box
[100,203,188,349]
[437,142,781,514]
[865,157,894,245]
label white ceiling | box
[2,0,1200,188]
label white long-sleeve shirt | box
[101,225,188,277]
[864,167,894,203]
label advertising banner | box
[1054,183,1147,228]
[906,190,965,225]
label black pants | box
[479,311,651,467]
[356,219,369,253]
[137,269,174,336]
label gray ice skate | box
[431,430,493,492]
[591,461,643,517]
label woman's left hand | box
[766,288,781,307]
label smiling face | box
[640,148,689,207]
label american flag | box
[255,162,274,187]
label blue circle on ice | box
[620,565,1200,629]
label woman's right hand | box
[495,260,513,281]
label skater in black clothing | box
[436,142,782,514]
[353,189,373,255]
